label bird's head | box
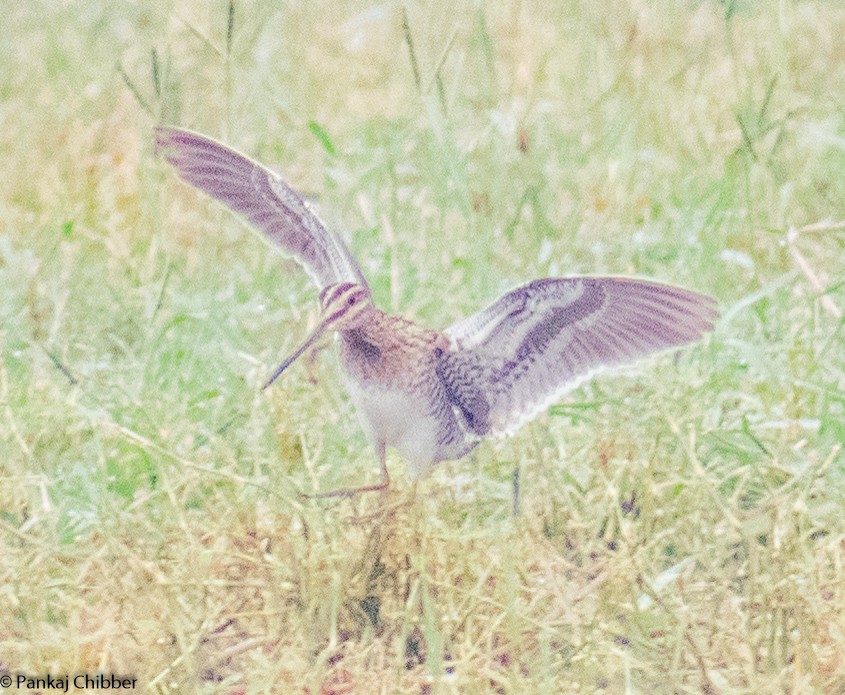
[262,282,373,390]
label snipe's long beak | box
[262,322,327,390]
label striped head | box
[262,282,372,389]
[318,282,373,332]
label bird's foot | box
[298,446,392,502]
[298,481,390,500]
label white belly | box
[346,380,440,479]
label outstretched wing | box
[439,277,717,437]
[155,127,368,293]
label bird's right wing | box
[155,127,368,293]
[439,277,717,437]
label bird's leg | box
[301,442,390,499]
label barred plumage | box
[154,128,367,292]
[156,127,718,496]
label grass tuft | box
[2,1,845,693]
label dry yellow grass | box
[2,1,844,693]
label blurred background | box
[2,1,844,693]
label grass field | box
[2,1,844,693]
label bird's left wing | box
[439,277,717,437]
[155,127,368,293]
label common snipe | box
[155,127,717,496]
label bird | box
[155,126,718,497]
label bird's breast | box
[338,319,464,477]
[338,318,447,388]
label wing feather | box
[442,277,717,436]
[155,126,368,293]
